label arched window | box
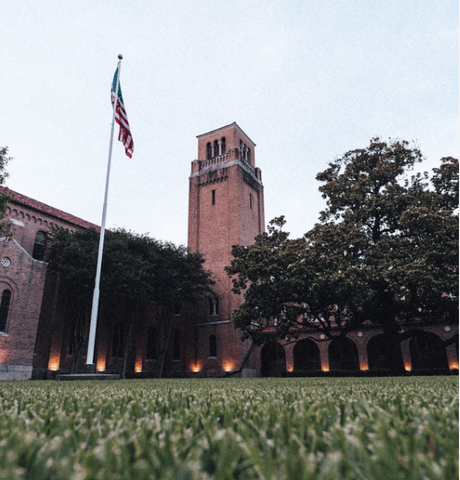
[33,230,47,260]
[173,331,180,360]
[221,137,226,154]
[213,140,219,157]
[209,334,217,357]
[146,327,157,360]
[206,142,212,160]
[247,147,251,164]
[0,289,11,332]
[208,297,219,316]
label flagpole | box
[85,55,123,372]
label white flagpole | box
[85,55,123,371]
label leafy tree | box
[48,227,214,377]
[227,139,458,374]
[0,147,13,236]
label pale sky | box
[1,1,458,246]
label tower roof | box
[197,122,256,147]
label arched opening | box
[0,289,12,332]
[367,334,391,371]
[33,230,47,260]
[261,342,286,377]
[206,142,212,160]
[293,339,321,371]
[221,137,226,154]
[209,334,217,358]
[409,331,448,371]
[213,140,219,157]
[328,337,359,371]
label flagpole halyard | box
[85,57,123,371]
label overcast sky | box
[1,1,458,246]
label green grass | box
[0,377,457,479]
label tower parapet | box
[191,122,262,182]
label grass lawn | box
[0,377,457,479]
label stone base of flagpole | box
[84,363,96,374]
[56,373,120,381]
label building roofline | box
[0,186,100,231]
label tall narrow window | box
[221,137,226,154]
[173,331,180,360]
[206,142,212,160]
[33,231,47,260]
[212,189,216,205]
[250,193,253,209]
[112,323,125,358]
[0,289,11,332]
[209,335,217,358]
[213,140,219,157]
[208,297,219,316]
[146,327,157,360]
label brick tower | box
[188,122,264,376]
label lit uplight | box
[360,363,369,372]
[404,364,412,372]
[135,361,143,373]
[286,365,294,373]
[191,364,201,373]
[223,362,234,372]
[449,361,459,370]
[96,359,106,372]
[321,366,330,372]
[48,357,60,371]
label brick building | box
[0,123,457,379]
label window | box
[250,193,253,209]
[173,331,180,360]
[209,335,217,357]
[146,327,157,360]
[212,189,216,205]
[206,142,212,160]
[0,289,11,332]
[208,297,219,316]
[221,137,226,154]
[33,231,47,260]
[213,140,219,157]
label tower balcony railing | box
[200,154,229,170]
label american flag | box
[111,69,134,158]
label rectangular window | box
[212,189,216,205]
[250,193,253,209]
[112,323,125,358]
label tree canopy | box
[0,147,13,236]
[48,227,214,376]
[227,139,458,374]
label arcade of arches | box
[259,327,458,376]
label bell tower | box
[188,122,264,376]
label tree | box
[226,217,367,346]
[48,227,214,377]
[227,139,458,374]
[0,147,13,237]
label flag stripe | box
[111,70,134,158]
